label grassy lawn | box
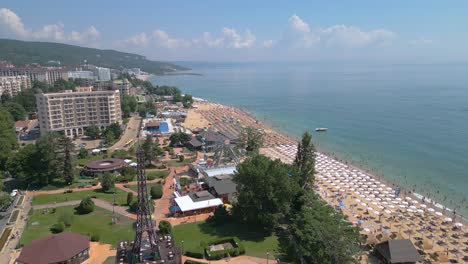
[36,178,96,191]
[125,182,161,193]
[165,157,196,167]
[173,221,279,259]
[20,206,134,246]
[103,256,116,264]
[146,170,169,180]
[32,188,130,206]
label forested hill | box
[0,38,189,74]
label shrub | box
[50,208,56,214]
[130,200,138,212]
[127,192,134,206]
[146,174,157,181]
[207,205,231,225]
[158,220,172,235]
[101,172,115,192]
[184,260,207,264]
[75,197,95,214]
[50,222,65,233]
[185,247,204,259]
[90,233,100,242]
[179,155,185,162]
[58,211,74,227]
[150,185,163,199]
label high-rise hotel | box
[36,87,122,137]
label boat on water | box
[315,128,328,132]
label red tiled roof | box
[17,232,90,264]
[15,120,29,128]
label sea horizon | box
[151,61,468,217]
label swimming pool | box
[146,121,169,133]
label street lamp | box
[266,252,270,264]
[181,240,184,255]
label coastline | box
[185,98,467,224]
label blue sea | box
[151,62,468,217]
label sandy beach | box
[183,100,468,263]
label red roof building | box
[16,232,90,264]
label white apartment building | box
[0,67,66,85]
[67,70,95,80]
[36,87,122,137]
[0,75,31,96]
[95,67,111,81]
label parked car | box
[10,189,18,197]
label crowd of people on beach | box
[186,101,468,263]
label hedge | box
[184,260,207,264]
[9,210,20,223]
[204,238,245,260]
[185,246,205,259]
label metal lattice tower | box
[131,148,160,262]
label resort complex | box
[1,6,467,262]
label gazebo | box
[374,239,422,264]
[83,158,126,176]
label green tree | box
[104,131,115,146]
[53,78,75,91]
[0,93,11,104]
[138,104,147,117]
[56,135,75,184]
[85,125,100,139]
[120,166,136,182]
[207,205,231,225]
[75,197,95,214]
[33,133,61,185]
[281,192,360,264]
[233,154,296,233]
[173,92,182,102]
[0,110,18,170]
[78,148,88,159]
[293,132,316,189]
[142,134,154,164]
[169,132,191,147]
[150,185,163,199]
[182,94,193,108]
[101,172,115,192]
[1,102,27,121]
[245,127,263,153]
[178,155,185,162]
[105,123,122,139]
[158,220,172,235]
[127,192,134,206]
[121,94,137,117]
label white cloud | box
[192,32,224,48]
[125,32,150,46]
[284,15,395,49]
[32,23,66,41]
[153,30,190,48]
[0,8,28,37]
[262,40,274,48]
[409,37,434,45]
[0,8,100,45]
[222,28,256,48]
[319,25,395,47]
[289,14,310,33]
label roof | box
[15,120,29,128]
[201,166,237,177]
[17,232,89,264]
[199,130,226,143]
[205,176,237,195]
[187,137,202,147]
[375,239,422,263]
[145,121,160,128]
[84,158,126,171]
[174,195,223,212]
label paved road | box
[109,115,141,151]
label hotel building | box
[0,75,31,96]
[36,87,122,137]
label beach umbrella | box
[435,212,443,216]
[363,228,371,232]
[399,204,406,208]
[409,205,417,209]
[402,201,409,205]
[384,209,392,214]
[416,209,424,214]
[455,222,463,227]
[444,217,453,222]
[361,203,367,207]
[355,199,361,203]
[373,211,380,215]
[420,204,427,208]
[405,197,412,201]
[367,207,374,211]
[427,208,435,212]
[388,205,395,209]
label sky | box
[1,0,468,62]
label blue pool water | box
[146,122,169,133]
